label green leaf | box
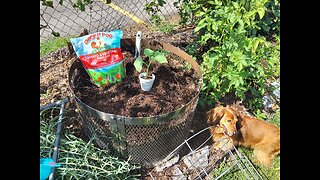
[261,24,270,32]
[40,24,48,30]
[158,0,167,6]
[73,0,86,11]
[237,63,243,71]
[79,2,85,11]
[211,22,218,31]
[257,8,265,19]
[173,1,179,7]
[200,33,212,44]
[52,31,60,37]
[134,57,143,73]
[194,19,207,32]
[232,2,239,9]
[239,59,247,66]
[42,0,54,8]
[195,11,205,17]
[252,39,260,53]
[153,54,167,63]
[59,0,64,5]
[84,0,92,5]
[214,0,222,6]
[143,48,154,57]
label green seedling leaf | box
[154,54,167,63]
[134,57,143,73]
[144,48,154,57]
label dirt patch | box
[70,49,200,117]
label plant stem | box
[145,62,151,79]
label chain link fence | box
[40,0,179,41]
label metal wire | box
[147,126,264,180]
[40,98,69,180]
[40,0,179,41]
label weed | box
[40,36,70,58]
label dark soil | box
[71,50,200,117]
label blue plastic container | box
[40,158,61,180]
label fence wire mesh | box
[40,0,179,41]
[146,126,265,180]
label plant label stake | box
[135,31,142,58]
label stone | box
[183,146,209,171]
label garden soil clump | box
[71,50,199,117]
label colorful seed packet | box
[70,29,125,87]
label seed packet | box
[70,29,125,87]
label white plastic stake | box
[135,31,142,58]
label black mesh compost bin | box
[68,38,203,168]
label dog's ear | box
[207,107,224,125]
[228,107,242,129]
[226,106,240,118]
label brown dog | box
[207,106,280,167]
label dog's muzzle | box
[221,125,237,136]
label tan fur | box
[207,106,280,167]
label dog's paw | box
[253,150,273,167]
[212,139,233,152]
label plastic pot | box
[138,73,155,91]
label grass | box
[40,108,140,179]
[150,18,178,34]
[40,36,70,58]
[157,21,176,34]
[209,109,280,180]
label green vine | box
[145,0,167,25]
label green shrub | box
[177,0,280,112]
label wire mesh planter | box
[146,126,264,180]
[68,38,203,168]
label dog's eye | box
[227,119,232,122]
